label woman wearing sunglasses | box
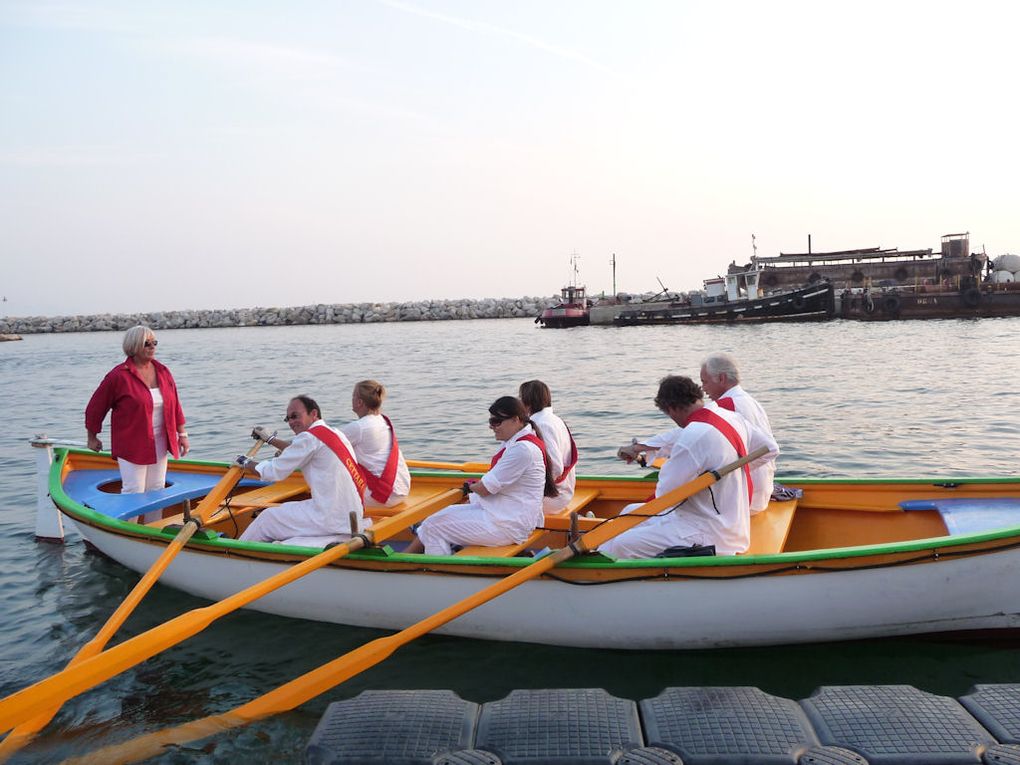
[85,325,189,497]
[405,396,558,556]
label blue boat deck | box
[62,468,266,521]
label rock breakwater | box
[0,297,560,335]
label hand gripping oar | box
[62,447,767,765]
[0,434,269,762]
[0,487,463,738]
[406,459,489,473]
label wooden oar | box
[0,487,462,737]
[406,458,489,473]
[63,448,766,764]
[0,437,268,762]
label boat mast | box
[610,253,617,296]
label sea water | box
[2,318,1020,762]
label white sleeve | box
[481,442,532,495]
[256,432,316,482]
[745,422,779,467]
[642,427,682,457]
[339,420,362,447]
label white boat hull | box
[72,519,1020,650]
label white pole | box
[30,436,86,543]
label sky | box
[2,0,1019,316]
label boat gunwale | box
[49,448,1020,571]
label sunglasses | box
[488,416,511,426]
[144,340,158,348]
[283,412,302,422]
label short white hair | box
[701,352,740,384]
[122,325,155,356]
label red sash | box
[556,427,578,484]
[308,425,366,507]
[715,397,736,412]
[359,415,401,504]
[490,433,547,469]
[684,408,753,503]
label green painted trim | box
[50,448,1020,569]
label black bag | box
[655,543,716,558]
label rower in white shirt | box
[519,380,577,512]
[641,353,778,514]
[237,395,366,546]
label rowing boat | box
[39,446,1020,650]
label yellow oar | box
[406,458,489,473]
[0,437,268,762]
[65,448,766,765]
[0,487,462,737]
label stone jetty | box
[0,297,560,335]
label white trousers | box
[239,498,370,545]
[597,502,712,560]
[417,504,526,556]
[118,456,168,494]
[119,449,168,524]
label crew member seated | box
[237,395,365,545]
[603,375,777,559]
[405,396,557,556]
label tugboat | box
[536,255,593,328]
[602,262,835,326]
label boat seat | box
[455,488,601,558]
[744,498,798,555]
[899,497,1020,535]
[224,480,308,508]
[367,485,463,518]
[61,468,266,521]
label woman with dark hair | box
[340,379,410,507]
[85,325,189,499]
[405,396,556,556]
[519,379,576,512]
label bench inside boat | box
[899,497,1020,535]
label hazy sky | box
[3,0,1018,316]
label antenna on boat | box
[752,234,758,261]
[569,252,581,287]
[610,253,617,297]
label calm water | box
[2,318,1020,762]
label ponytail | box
[528,420,560,498]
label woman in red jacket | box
[85,325,188,494]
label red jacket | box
[85,358,186,464]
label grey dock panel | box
[800,685,995,765]
[305,690,478,765]
[474,688,642,764]
[799,747,870,765]
[960,685,1020,744]
[640,686,819,765]
[980,745,1020,765]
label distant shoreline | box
[0,296,559,335]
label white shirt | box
[654,407,778,554]
[714,385,777,513]
[475,424,547,532]
[340,413,411,498]
[255,420,364,532]
[644,385,778,513]
[529,407,576,511]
